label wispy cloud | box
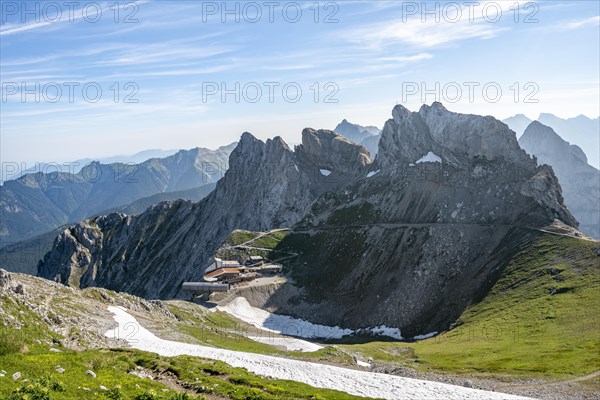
[377,54,434,63]
[340,1,520,49]
[562,16,600,30]
[0,1,149,37]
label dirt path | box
[501,370,600,390]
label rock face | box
[519,121,600,238]
[265,104,578,337]
[0,143,235,245]
[296,129,372,177]
[0,268,11,288]
[37,103,581,337]
[38,131,371,298]
[379,102,533,168]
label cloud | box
[562,16,600,30]
[377,54,434,63]
[340,1,518,50]
[0,1,149,36]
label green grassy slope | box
[214,229,290,262]
[0,299,363,400]
[0,349,366,400]
[340,234,600,378]
[0,271,361,399]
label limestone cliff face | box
[266,104,579,337]
[374,103,574,226]
[378,102,532,167]
[296,128,372,177]
[519,121,600,238]
[37,103,581,338]
[38,131,371,298]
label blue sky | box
[1,0,599,165]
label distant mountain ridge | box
[0,183,217,275]
[519,121,600,239]
[0,143,236,244]
[334,119,381,155]
[503,113,599,168]
[1,148,181,183]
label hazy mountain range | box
[0,143,235,245]
[519,121,600,239]
[1,149,181,184]
[334,119,381,156]
[503,113,600,169]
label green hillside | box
[341,234,600,378]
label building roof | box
[204,267,241,280]
[222,261,241,266]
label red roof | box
[204,267,240,279]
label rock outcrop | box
[378,102,533,168]
[264,103,579,337]
[38,131,371,298]
[519,121,600,238]
[296,128,372,176]
[37,103,582,337]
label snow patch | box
[412,331,438,341]
[367,170,380,178]
[247,336,323,352]
[218,297,403,340]
[105,306,533,400]
[369,326,403,340]
[320,169,332,176]
[356,359,371,368]
[217,297,353,339]
[415,151,442,164]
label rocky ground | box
[369,364,600,400]
[0,268,179,351]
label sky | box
[1,0,599,166]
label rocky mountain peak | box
[379,102,533,168]
[333,119,376,144]
[524,120,555,136]
[520,121,587,164]
[520,120,590,168]
[519,121,599,238]
[296,128,372,175]
[37,128,373,297]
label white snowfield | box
[247,335,323,352]
[105,306,535,400]
[217,297,403,340]
[416,151,442,164]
